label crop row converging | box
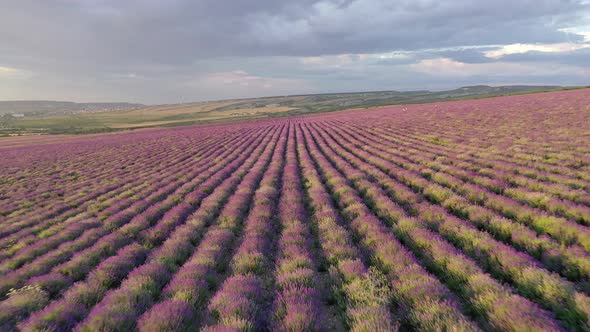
[0,89,589,331]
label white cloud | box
[0,66,31,79]
[560,26,590,42]
[300,54,371,70]
[0,66,19,74]
[186,70,314,100]
[410,57,590,77]
[484,42,590,58]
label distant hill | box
[0,85,561,116]
[209,85,565,114]
[438,85,561,97]
[1,85,583,135]
[0,101,144,115]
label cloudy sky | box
[1,0,589,104]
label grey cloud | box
[0,0,589,103]
[497,47,590,65]
[435,49,498,64]
[1,0,587,67]
[244,0,587,56]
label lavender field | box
[1,89,590,331]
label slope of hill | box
[0,85,580,135]
[0,101,144,115]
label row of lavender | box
[0,88,588,330]
[0,122,280,330]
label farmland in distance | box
[0,88,590,331]
[0,85,574,136]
